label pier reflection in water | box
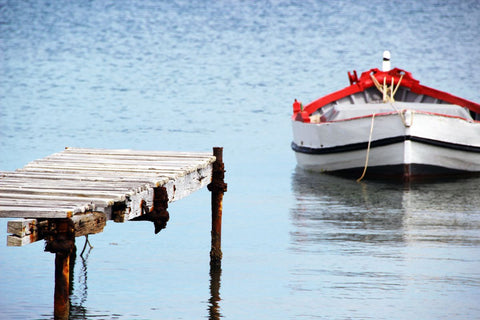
[208,263,222,320]
[289,169,480,318]
[62,241,223,320]
[69,243,91,320]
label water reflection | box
[53,240,224,320]
[208,262,223,320]
[291,168,480,248]
[289,168,480,318]
[69,241,92,320]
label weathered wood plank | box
[7,234,38,246]
[0,176,154,190]
[0,181,137,191]
[0,200,95,212]
[6,212,108,246]
[21,164,191,174]
[0,181,145,194]
[62,147,215,158]
[2,171,173,186]
[1,147,216,226]
[0,187,126,199]
[7,218,39,236]
[7,219,41,247]
[124,164,212,220]
[26,157,210,167]
[0,193,113,206]
[71,212,107,237]
[1,206,78,218]
[14,169,189,182]
[7,218,47,246]
[2,171,170,181]
[38,155,214,165]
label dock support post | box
[132,186,170,234]
[208,147,227,265]
[54,251,70,320]
[45,219,75,320]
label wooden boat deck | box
[0,147,218,246]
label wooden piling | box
[208,147,227,264]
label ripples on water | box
[290,171,480,318]
[1,0,480,319]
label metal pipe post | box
[45,219,75,320]
[208,147,227,265]
[54,251,71,320]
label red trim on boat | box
[292,68,480,122]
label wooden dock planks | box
[1,147,226,320]
[1,147,217,245]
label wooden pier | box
[0,147,226,320]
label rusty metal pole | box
[45,219,75,320]
[208,147,227,265]
[54,251,71,320]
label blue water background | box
[1,0,480,319]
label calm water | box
[1,0,480,319]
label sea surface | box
[1,0,480,319]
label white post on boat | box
[382,50,391,71]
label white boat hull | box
[292,111,480,179]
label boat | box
[291,51,480,181]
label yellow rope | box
[357,113,376,182]
[383,77,387,102]
[370,73,404,103]
[370,74,384,99]
[391,73,404,98]
[357,74,406,182]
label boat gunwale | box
[305,108,479,124]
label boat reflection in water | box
[289,168,480,318]
[290,168,480,246]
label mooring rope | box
[391,73,404,98]
[356,74,407,181]
[357,113,376,182]
[388,102,408,126]
[370,73,404,103]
